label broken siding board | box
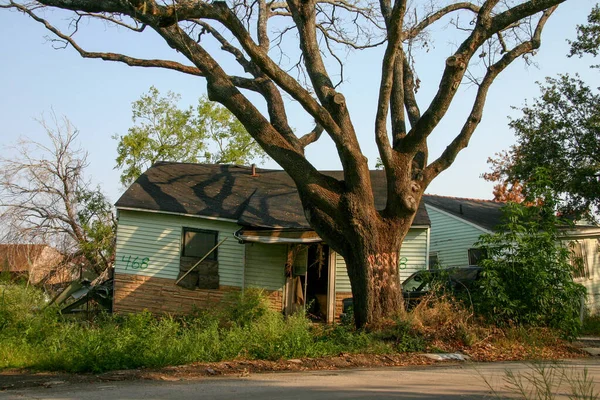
[334,227,430,293]
[115,210,244,287]
[426,205,487,267]
[244,243,286,291]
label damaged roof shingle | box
[115,162,430,229]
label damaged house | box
[423,195,600,313]
[113,162,431,321]
[0,244,70,286]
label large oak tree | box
[1,0,568,327]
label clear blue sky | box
[0,1,596,205]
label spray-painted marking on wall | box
[399,257,408,270]
[121,255,149,270]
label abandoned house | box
[0,243,69,286]
[113,162,431,321]
[423,194,600,313]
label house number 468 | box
[122,255,149,270]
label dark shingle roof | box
[116,162,430,229]
[423,194,504,231]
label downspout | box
[241,236,246,293]
[426,226,431,269]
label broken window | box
[177,227,219,290]
[182,228,218,260]
[468,248,486,265]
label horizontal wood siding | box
[115,210,244,287]
[335,251,351,293]
[573,238,600,314]
[334,227,430,293]
[244,243,286,291]
[426,205,487,267]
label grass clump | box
[0,283,393,373]
[0,282,582,374]
[582,315,600,336]
[481,362,599,400]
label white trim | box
[425,204,492,234]
[237,235,322,244]
[117,206,239,223]
[562,227,600,239]
[410,225,430,229]
[327,247,336,323]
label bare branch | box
[75,11,146,32]
[404,2,481,40]
[298,124,324,148]
[424,6,557,183]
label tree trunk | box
[342,219,411,328]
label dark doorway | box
[305,244,330,321]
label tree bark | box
[343,221,411,328]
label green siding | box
[115,210,244,286]
[426,205,487,267]
[334,227,430,293]
[244,243,287,291]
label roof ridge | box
[424,193,504,204]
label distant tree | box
[485,6,600,218]
[485,75,600,219]
[0,115,116,275]
[569,4,600,62]
[114,87,266,186]
[483,151,527,203]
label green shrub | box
[222,288,270,327]
[474,195,586,338]
[375,320,425,352]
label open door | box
[283,243,335,322]
[304,244,332,321]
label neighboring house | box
[423,194,600,313]
[113,162,431,321]
[0,244,69,285]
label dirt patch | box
[0,344,588,392]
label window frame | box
[467,248,485,266]
[181,227,219,261]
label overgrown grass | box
[582,315,600,336]
[0,284,393,373]
[0,283,580,374]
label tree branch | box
[298,124,324,149]
[399,0,562,154]
[424,6,557,184]
[404,2,481,40]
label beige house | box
[0,244,70,285]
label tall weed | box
[481,362,599,400]
[0,283,392,372]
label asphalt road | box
[1,360,599,400]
